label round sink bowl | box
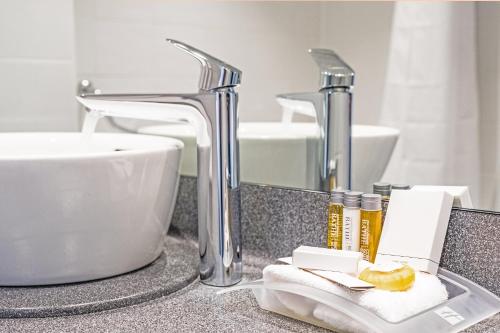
[0,133,183,285]
[138,122,399,192]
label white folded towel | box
[262,264,448,327]
[356,271,448,322]
[263,264,357,317]
[313,305,374,333]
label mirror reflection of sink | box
[138,123,399,192]
[0,133,183,285]
[352,125,400,192]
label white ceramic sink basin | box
[0,132,183,285]
[138,122,399,192]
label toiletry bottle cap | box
[391,184,411,190]
[344,191,363,208]
[373,182,391,196]
[331,189,346,204]
[361,193,382,211]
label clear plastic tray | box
[220,268,500,333]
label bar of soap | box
[292,246,361,274]
[359,263,415,291]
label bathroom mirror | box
[1,1,498,212]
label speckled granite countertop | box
[0,236,198,319]
[0,234,497,333]
[0,177,498,332]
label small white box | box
[375,190,453,275]
[410,185,473,208]
[292,246,361,274]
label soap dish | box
[220,268,500,333]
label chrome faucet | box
[77,39,242,287]
[277,49,354,192]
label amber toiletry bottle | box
[359,194,382,262]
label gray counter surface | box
[0,235,497,333]
[1,177,498,332]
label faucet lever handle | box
[167,39,242,91]
[309,48,354,89]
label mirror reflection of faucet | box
[276,48,400,192]
[82,48,397,194]
[277,48,355,192]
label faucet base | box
[200,267,242,287]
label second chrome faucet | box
[277,49,355,192]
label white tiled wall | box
[319,2,394,125]
[0,1,497,209]
[477,2,500,210]
[73,1,498,210]
[0,0,78,131]
[74,0,321,128]
[74,1,396,127]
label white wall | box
[319,2,394,125]
[477,2,500,210]
[0,1,496,209]
[74,1,395,127]
[0,1,402,127]
[74,0,321,128]
[73,1,498,210]
[0,0,77,131]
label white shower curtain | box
[380,2,480,206]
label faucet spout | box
[77,40,242,287]
[77,93,213,146]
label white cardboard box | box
[410,185,473,208]
[375,190,454,274]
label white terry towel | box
[262,264,448,326]
[262,264,358,317]
[313,305,374,333]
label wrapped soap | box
[292,245,361,274]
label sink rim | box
[0,132,184,161]
[139,122,400,140]
[352,124,400,138]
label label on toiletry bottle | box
[328,211,340,247]
[343,216,352,250]
[328,203,343,249]
[342,208,360,251]
[360,219,369,260]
